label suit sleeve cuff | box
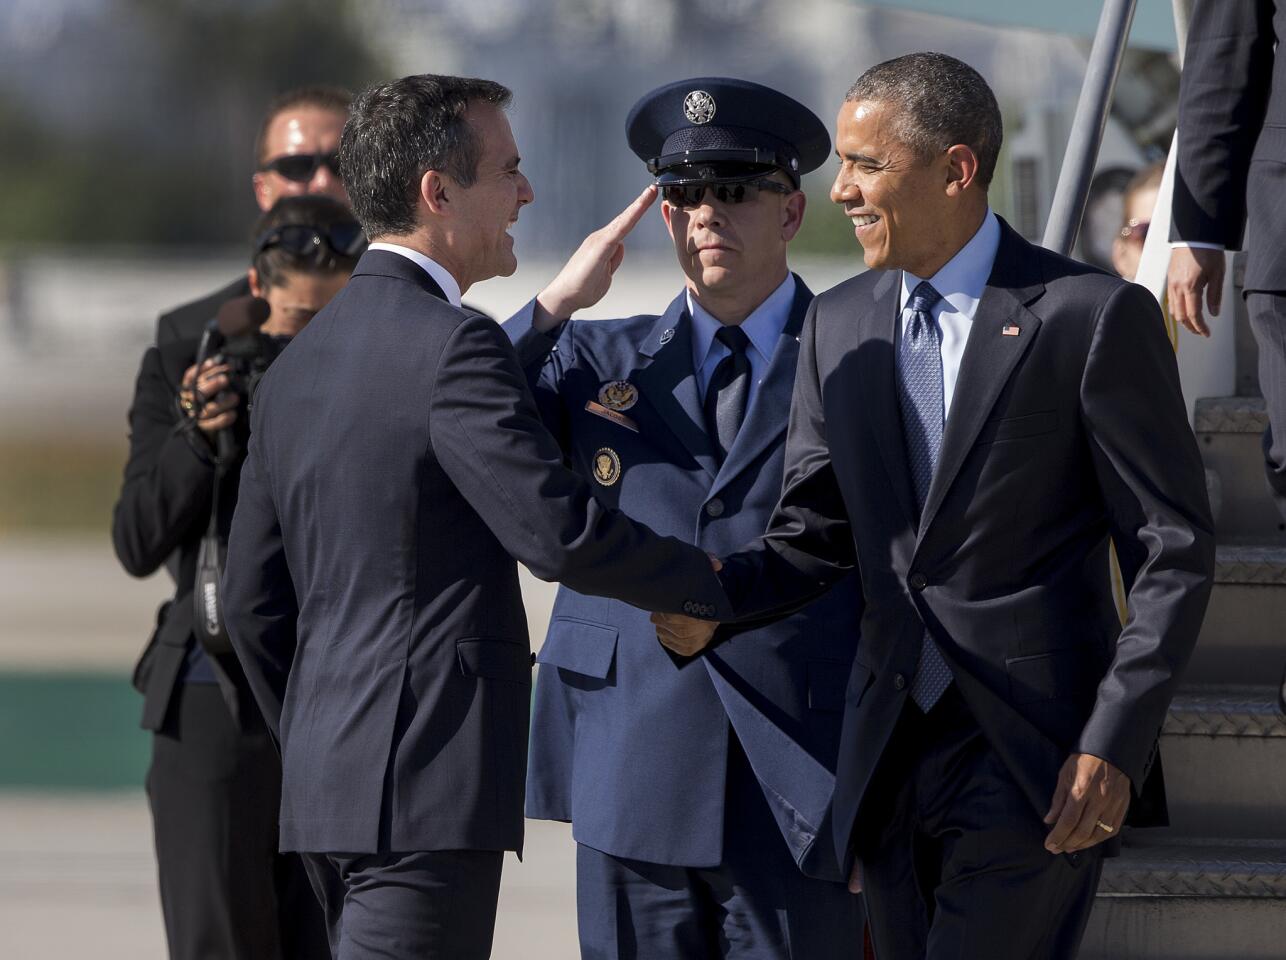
[1169,241,1225,251]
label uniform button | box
[893,674,907,691]
[705,498,725,518]
[909,572,928,591]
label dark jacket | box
[719,221,1216,873]
[112,337,251,731]
[506,280,863,879]
[1172,0,1286,292]
[221,250,730,856]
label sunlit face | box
[449,103,534,287]
[253,106,349,211]
[249,269,350,337]
[830,99,952,276]
[660,173,804,303]
[1110,184,1157,281]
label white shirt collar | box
[367,242,463,308]
[899,208,1000,321]
[688,273,796,369]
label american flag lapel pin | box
[1001,323,1021,337]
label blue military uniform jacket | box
[505,277,863,878]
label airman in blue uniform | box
[504,78,866,958]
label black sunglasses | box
[660,179,794,209]
[255,223,367,259]
[260,151,341,183]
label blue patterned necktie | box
[897,280,953,711]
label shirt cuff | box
[1169,241,1225,251]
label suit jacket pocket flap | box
[536,618,619,679]
[808,659,850,711]
[457,638,532,684]
[1006,648,1099,704]
[976,409,1058,444]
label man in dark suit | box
[504,78,863,958]
[655,53,1216,959]
[1169,4,1286,503]
[156,85,352,345]
[221,74,731,960]
[113,194,360,959]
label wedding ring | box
[1095,819,1115,834]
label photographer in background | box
[156,85,353,346]
[112,195,363,960]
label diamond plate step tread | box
[1098,837,1286,897]
[1195,396,1269,434]
[1214,543,1286,584]
[1164,686,1286,738]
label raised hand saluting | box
[532,185,657,331]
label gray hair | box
[845,52,1003,187]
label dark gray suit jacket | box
[719,222,1216,871]
[222,250,729,856]
[1172,0,1285,292]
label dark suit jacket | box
[112,338,252,731]
[506,280,863,879]
[1172,0,1285,292]
[719,221,1216,872]
[222,250,730,856]
[156,276,251,345]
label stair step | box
[1160,687,1286,838]
[1194,397,1269,435]
[1082,837,1286,959]
[1194,397,1286,543]
[1186,545,1286,685]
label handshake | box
[649,554,724,657]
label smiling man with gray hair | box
[653,51,1215,959]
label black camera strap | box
[193,433,235,656]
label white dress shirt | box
[899,209,1001,419]
[689,273,796,409]
[367,242,463,307]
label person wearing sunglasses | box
[1109,161,1163,282]
[155,85,353,346]
[503,77,865,958]
[113,194,360,960]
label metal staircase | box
[1080,399,1286,958]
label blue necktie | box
[704,326,751,464]
[897,281,953,711]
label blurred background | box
[0,1,1185,955]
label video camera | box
[188,293,288,656]
[191,294,287,453]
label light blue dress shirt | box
[899,209,1001,420]
[689,273,796,411]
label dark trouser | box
[1247,292,1286,525]
[301,849,504,960]
[856,686,1103,960]
[147,682,329,960]
[575,737,865,959]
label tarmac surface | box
[0,536,579,958]
[0,792,581,960]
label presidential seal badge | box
[683,90,716,125]
[598,380,638,412]
[592,447,621,486]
